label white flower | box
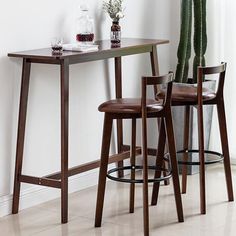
[103,0,124,21]
[116,12,124,19]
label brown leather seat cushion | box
[157,84,216,103]
[98,98,163,114]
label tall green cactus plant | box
[193,0,207,83]
[175,0,207,83]
[175,0,192,83]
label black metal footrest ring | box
[107,165,172,184]
[176,149,224,166]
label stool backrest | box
[197,62,227,100]
[141,72,174,112]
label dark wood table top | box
[8,38,169,64]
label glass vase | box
[110,21,121,45]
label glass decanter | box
[76,4,95,44]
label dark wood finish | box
[141,75,150,236]
[216,64,233,202]
[150,45,160,95]
[9,38,169,223]
[95,73,184,236]
[115,57,124,177]
[60,59,69,223]
[150,46,170,186]
[8,39,169,63]
[129,119,136,213]
[95,114,113,227]
[217,101,234,201]
[197,67,206,214]
[151,118,166,206]
[12,59,31,214]
[153,62,234,214]
[45,148,141,180]
[164,108,184,222]
[201,63,226,74]
[19,175,61,188]
[182,105,190,194]
[146,74,184,221]
[142,73,184,224]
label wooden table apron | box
[8,38,169,223]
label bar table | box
[8,38,169,223]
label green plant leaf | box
[193,0,207,83]
[175,0,193,83]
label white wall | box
[168,0,236,163]
[206,0,236,161]
[0,0,172,216]
[222,1,236,161]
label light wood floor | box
[1,164,236,235]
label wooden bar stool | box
[95,73,184,236]
[152,63,234,214]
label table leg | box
[60,59,69,223]
[115,57,124,177]
[150,45,160,94]
[12,58,31,214]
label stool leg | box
[182,105,190,194]
[129,119,136,213]
[197,102,206,214]
[12,59,31,214]
[142,111,149,236]
[151,118,166,206]
[95,114,113,227]
[165,112,184,222]
[157,119,169,186]
[117,119,124,177]
[217,101,234,201]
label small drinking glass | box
[51,37,63,54]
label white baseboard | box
[230,157,236,165]
[0,167,104,218]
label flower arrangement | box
[103,0,124,22]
